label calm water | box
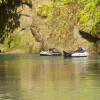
[0,54,100,100]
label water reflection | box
[0,55,100,100]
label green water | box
[0,54,100,100]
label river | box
[0,54,100,100]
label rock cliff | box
[0,0,100,54]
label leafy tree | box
[0,0,2,4]
[77,0,100,37]
[37,4,49,17]
[0,0,32,43]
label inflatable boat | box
[63,51,88,57]
[40,48,61,56]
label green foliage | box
[0,0,32,42]
[3,34,25,50]
[97,39,100,43]
[77,0,100,36]
[0,0,2,5]
[37,0,69,18]
[9,35,21,49]
[37,0,100,38]
[37,4,49,17]
[0,0,22,40]
[94,0,100,6]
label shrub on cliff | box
[37,4,49,17]
[77,0,100,37]
[0,0,2,5]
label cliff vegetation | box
[37,0,100,54]
[0,0,100,54]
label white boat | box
[40,48,61,56]
[71,52,88,57]
[63,51,88,57]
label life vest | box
[82,48,86,52]
[49,49,53,53]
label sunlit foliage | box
[0,0,2,4]
[37,4,49,17]
[78,0,100,37]
[37,0,100,37]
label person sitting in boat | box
[65,46,86,54]
[49,48,53,53]
[76,46,86,53]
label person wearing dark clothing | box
[66,46,86,54]
[76,46,86,52]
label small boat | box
[40,48,61,56]
[63,51,88,57]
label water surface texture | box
[0,54,100,100]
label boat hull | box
[40,51,61,56]
[63,51,88,57]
